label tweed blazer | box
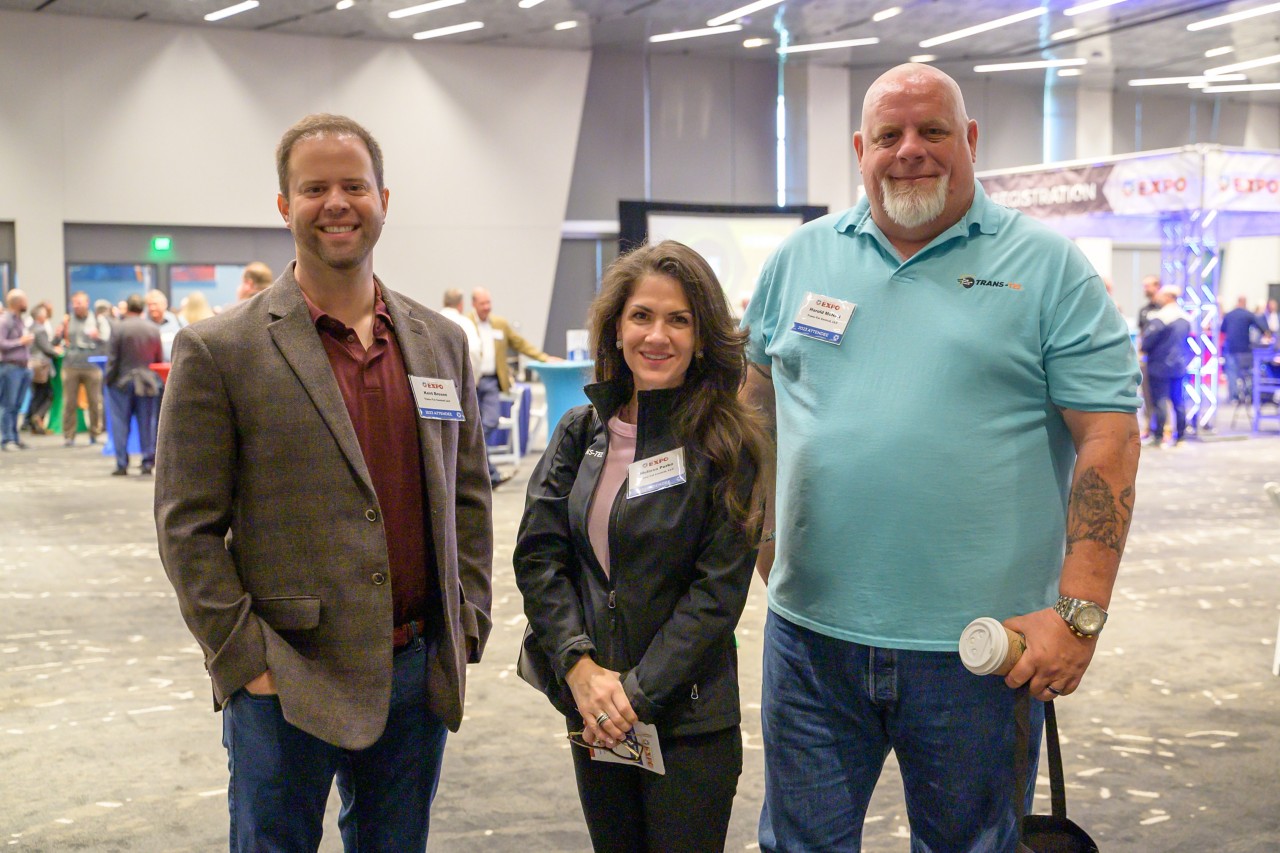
[468,311,550,392]
[154,267,493,749]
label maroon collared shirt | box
[303,285,439,633]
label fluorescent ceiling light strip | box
[743,37,771,48]
[650,24,742,43]
[1204,46,1233,58]
[336,0,354,9]
[707,0,783,27]
[974,58,1086,72]
[1057,68,1083,77]
[518,0,546,7]
[777,36,879,54]
[872,7,902,22]
[413,20,483,39]
[910,54,937,62]
[554,20,578,30]
[1202,81,1280,92]
[919,8,1045,48]
[1205,53,1280,75]
[205,1,258,22]
[1051,28,1079,40]
[1129,74,1246,86]
[1064,0,1127,16]
[390,0,464,20]
[1187,1,1280,31]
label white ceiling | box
[2,0,1279,101]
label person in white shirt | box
[440,289,481,379]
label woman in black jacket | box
[514,240,770,852]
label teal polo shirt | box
[743,182,1140,651]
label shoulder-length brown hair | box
[588,240,771,540]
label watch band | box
[1053,595,1108,638]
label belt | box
[392,619,427,650]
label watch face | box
[1075,604,1106,634]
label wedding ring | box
[1047,685,1063,696]
[595,712,610,726]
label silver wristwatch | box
[1053,596,1108,638]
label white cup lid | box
[959,617,1008,676]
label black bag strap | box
[1044,700,1067,819]
[1014,691,1069,821]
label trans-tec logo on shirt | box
[958,275,1022,291]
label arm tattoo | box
[1066,468,1134,555]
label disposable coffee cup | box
[959,617,1025,677]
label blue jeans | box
[477,374,502,481]
[759,611,1042,853]
[105,386,159,469]
[0,362,31,445]
[1224,350,1252,404]
[222,637,448,852]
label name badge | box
[408,376,465,421]
[791,292,856,345]
[626,448,687,499]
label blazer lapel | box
[266,273,374,492]
[384,293,450,551]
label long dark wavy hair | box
[588,240,771,541]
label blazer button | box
[365,508,378,522]
[372,572,387,585]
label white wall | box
[0,10,590,348]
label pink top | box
[587,414,637,578]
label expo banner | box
[982,151,1204,218]
[1204,150,1280,213]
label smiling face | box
[855,64,978,248]
[277,133,389,279]
[616,273,696,394]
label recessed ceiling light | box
[909,54,937,63]
[1204,46,1233,58]
[919,8,1046,48]
[650,24,743,43]
[1188,1,1280,31]
[1057,68,1083,77]
[413,20,483,39]
[743,37,772,48]
[777,37,880,55]
[872,7,902,22]
[1051,28,1079,40]
[1205,53,1280,76]
[389,0,465,20]
[974,58,1087,72]
[707,0,784,28]
[518,0,546,7]
[204,1,258,22]
[1201,81,1280,93]
[1064,0,1127,16]
[336,0,354,9]
[554,20,578,31]
[1129,74,1247,86]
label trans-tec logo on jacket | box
[958,274,1021,291]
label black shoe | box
[111,467,128,476]
[140,464,153,475]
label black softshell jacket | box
[513,380,758,737]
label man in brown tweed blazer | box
[154,114,492,851]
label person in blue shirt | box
[1220,295,1270,403]
[740,63,1141,853]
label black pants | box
[26,380,52,426]
[571,725,741,853]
